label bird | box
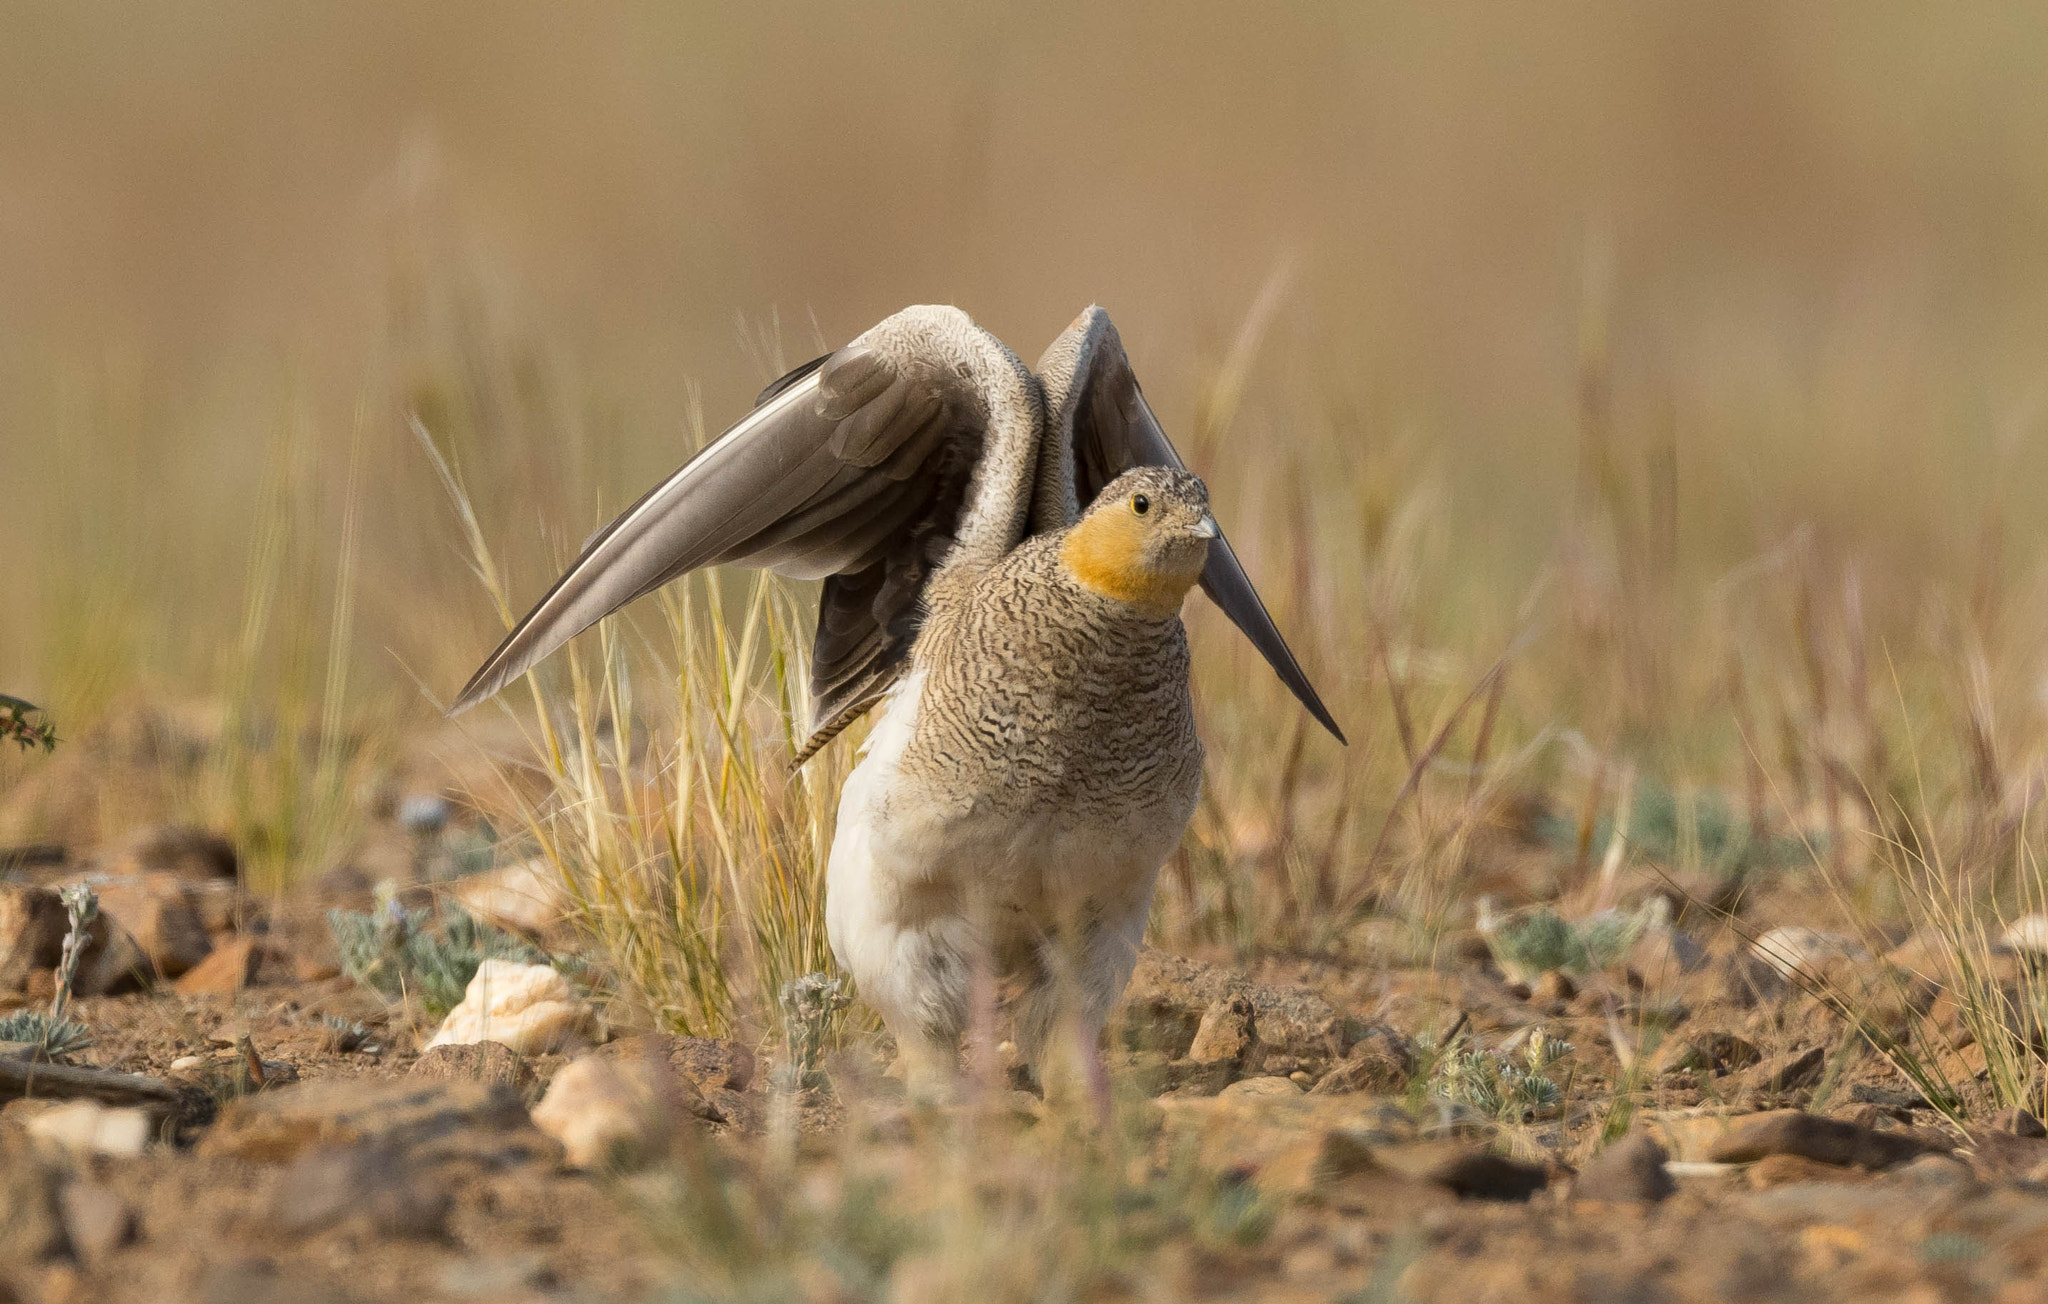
[450,303,1342,1102]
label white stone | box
[2001,914,2048,955]
[1750,926,1865,981]
[168,1055,203,1072]
[530,1054,667,1170]
[26,1101,152,1158]
[453,858,566,935]
[423,959,593,1056]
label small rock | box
[91,873,213,978]
[265,1144,451,1238]
[1982,1107,2047,1139]
[1220,1076,1302,1099]
[0,886,69,993]
[1309,1025,1413,1096]
[1573,1131,1675,1203]
[68,914,155,997]
[1848,1082,1930,1112]
[1119,951,1348,1074]
[1750,927,1865,982]
[198,1078,553,1166]
[25,1103,152,1159]
[168,1056,203,1073]
[531,1054,690,1170]
[424,960,595,1056]
[1829,1102,1891,1131]
[451,858,565,936]
[56,1181,133,1265]
[1748,1046,1826,1095]
[396,794,452,835]
[1187,996,1254,1066]
[409,1041,538,1096]
[172,936,292,996]
[95,826,238,883]
[1706,1109,1945,1169]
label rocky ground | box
[0,800,2046,1301]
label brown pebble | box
[1573,1131,1675,1204]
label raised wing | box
[1035,306,1346,743]
[450,307,1016,753]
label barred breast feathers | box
[902,531,1202,813]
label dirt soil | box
[1,808,2046,1301]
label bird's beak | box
[1190,513,1219,540]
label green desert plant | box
[328,887,548,1018]
[1,884,104,1062]
[0,1010,93,1062]
[776,972,852,1092]
[1474,896,1665,986]
[1422,1025,1574,1124]
[49,883,98,1026]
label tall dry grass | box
[416,406,849,1038]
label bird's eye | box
[1132,494,1150,515]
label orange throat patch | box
[1059,512,1203,612]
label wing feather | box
[1036,307,1346,743]
[450,317,998,725]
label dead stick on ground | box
[0,1055,204,1117]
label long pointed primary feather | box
[450,372,831,714]
[1039,307,1345,743]
[451,307,1045,735]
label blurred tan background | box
[8,2,2048,794]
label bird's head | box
[1059,466,1216,615]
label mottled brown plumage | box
[449,304,1341,1101]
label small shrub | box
[775,972,851,1091]
[0,1010,93,1061]
[328,888,547,1017]
[1477,897,1664,985]
[1535,777,1806,876]
[1419,1026,1573,1124]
